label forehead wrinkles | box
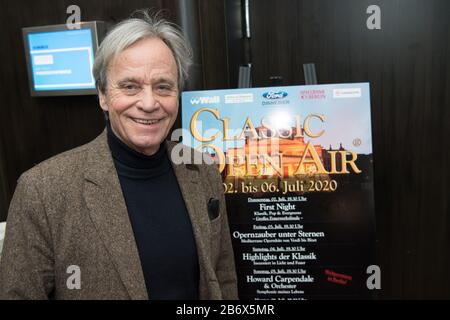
[108,41,178,84]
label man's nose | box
[136,86,159,112]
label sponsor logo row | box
[189,88,361,105]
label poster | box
[182,83,376,300]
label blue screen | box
[28,29,95,91]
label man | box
[0,10,238,300]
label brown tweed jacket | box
[0,130,238,300]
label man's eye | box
[119,83,140,92]
[125,84,138,90]
[158,85,171,91]
[156,84,177,95]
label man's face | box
[99,37,179,156]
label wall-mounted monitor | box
[22,21,106,96]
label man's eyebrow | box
[153,77,177,86]
[116,77,176,84]
[116,77,142,85]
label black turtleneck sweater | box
[106,123,199,300]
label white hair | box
[93,9,193,93]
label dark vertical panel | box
[225,0,246,88]
[0,0,180,221]
[245,0,450,298]
[197,0,230,89]
[175,0,204,91]
[170,0,230,142]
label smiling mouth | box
[130,117,163,125]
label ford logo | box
[263,91,288,99]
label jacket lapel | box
[82,130,148,300]
[166,141,216,299]
[81,131,215,300]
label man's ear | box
[98,90,108,112]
